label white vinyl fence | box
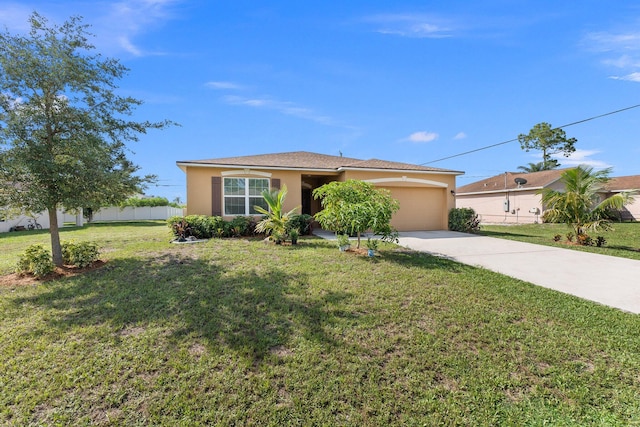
[89,206,184,222]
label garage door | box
[382,186,446,231]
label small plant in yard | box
[15,244,55,278]
[566,232,574,242]
[553,234,562,242]
[596,236,607,247]
[337,233,350,250]
[576,233,593,246]
[289,228,299,245]
[366,237,379,251]
[61,240,100,268]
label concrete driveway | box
[397,231,640,314]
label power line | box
[420,103,640,165]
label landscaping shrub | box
[168,215,255,239]
[287,213,314,235]
[229,216,256,237]
[61,240,100,268]
[596,236,607,247]
[576,233,593,246]
[16,244,54,278]
[448,208,480,233]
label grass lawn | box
[479,222,640,261]
[1,222,640,425]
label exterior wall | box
[456,190,543,224]
[343,170,457,231]
[184,166,457,231]
[624,199,640,220]
[184,166,312,220]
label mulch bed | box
[0,260,106,287]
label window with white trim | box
[223,177,270,215]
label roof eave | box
[456,186,544,196]
[175,161,341,174]
[338,166,464,175]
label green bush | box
[121,196,181,208]
[61,240,100,268]
[287,213,314,235]
[16,244,55,278]
[167,215,255,239]
[448,208,480,233]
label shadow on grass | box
[479,230,538,239]
[383,247,468,273]
[11,251,352,362]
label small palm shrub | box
[16,244,55,278]
[61,240,100,268]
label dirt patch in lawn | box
[0,260,107,287]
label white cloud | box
[206,81,243,90]
[585,29,640,83]
[405,131,439,143]
[453,132,467,140]
[552,149,611,169]
[609,72,640,82]
[363,14,454,38]
[222,95,336,126]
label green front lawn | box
[1,222,640,425]
[480,222,640,260]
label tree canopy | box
[517,161,559,173]
[539,166,634,237]
[518,122,576,170]
[0,12,173,265]
[313,180,399,248]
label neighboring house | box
[456,169,566,224]
[605,175,640,221]
[456,169,640,224]
[176,151,463,232]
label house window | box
[223,178,269,215]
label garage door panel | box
[381,187,445,231]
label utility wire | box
[420,103,640,165]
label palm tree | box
[517,160,559,173]
[254,185,299,241]
[538,166,635,237]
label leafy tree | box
[517,161,559,173]
[313,180,400,248]
[518,122,576,170]
[254,185,299,242]
[0,13,173,265]
[538,166,635,237]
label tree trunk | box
[48,207,63,266]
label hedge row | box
[167,214,314,239]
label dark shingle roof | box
[178,151,462,174]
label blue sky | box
[2,1,640,202]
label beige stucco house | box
[177,151,463,232]
[456,169,640,224]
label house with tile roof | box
[456,169,639,224]
[176,151,463,231]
